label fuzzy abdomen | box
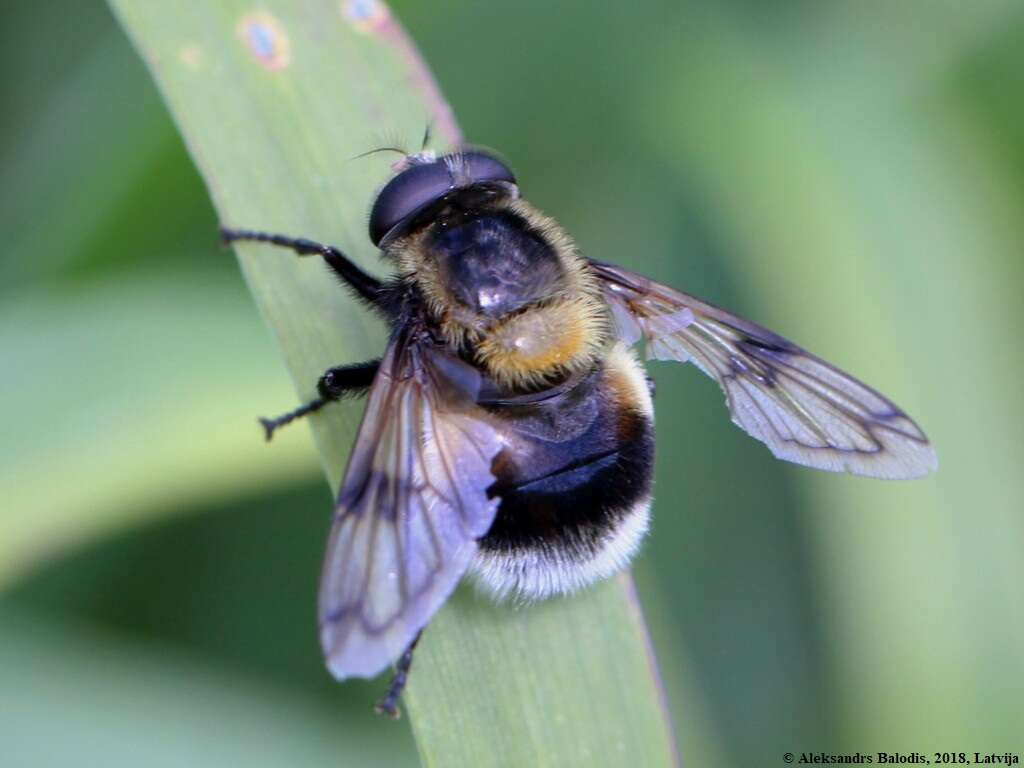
[473,344,655,599]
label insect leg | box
[259,361,381,442]
[374,630,423,720]
[220,227,383,308]
[258,399,328,442]
[317,361,379,400]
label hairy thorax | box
[392,198,611,391]
[473,296,607,390]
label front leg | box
[220,227,385,311]
[260,361,380,441]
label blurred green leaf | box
[643,4,1024,750]
[0,22,174,292]
[0,611,417,768]
[108,1,678,764]
[0,271,318,587]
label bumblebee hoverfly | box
[221,148,936,716]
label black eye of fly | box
[368,151,517,247]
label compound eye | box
[368,151,516,247]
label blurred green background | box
[3,1,1023,765]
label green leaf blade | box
[110,1,678,764]
[407,577,678,768]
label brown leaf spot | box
[237,11,290,71]
[177,43,204,70]
[342,0,392,34]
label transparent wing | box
[592,261,937,479]
[319,330,503,680]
